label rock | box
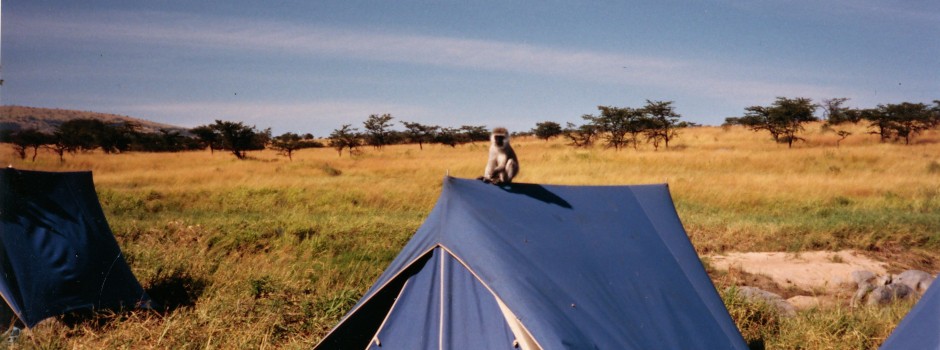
[851,270,884,307]
[3,327,20,344]
[893,270,935,293]
[866,283,914,305]
[736,286,797,317]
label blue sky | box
[2,1,938,135]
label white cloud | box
[13,9,848,105]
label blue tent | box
[315,177,747,349]
[0,169,150,327]
[880,280,940,349]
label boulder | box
[736,286,797,317]
[866,283,914,305]
[893,270,935,293]
[851,270,889,307]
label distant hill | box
[0,105,189,134]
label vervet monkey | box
[481,127,519,185]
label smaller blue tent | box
[315,177,747,349]
[880,280,940,349]
[0,168,150,327]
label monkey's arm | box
[483,150,498,179]
[505,158,518,179]
[492,155,508,173]
[499,147,518,173]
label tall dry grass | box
[1,123,938,349]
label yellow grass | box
[1,123,938,348]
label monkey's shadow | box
[499,183,572,209]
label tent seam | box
[439,250,445,350]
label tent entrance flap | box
[316,246,542,349]
[363,248,530,350]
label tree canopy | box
[532,121,563,141]
[328,124,361,156]
[363,114,395,149]
[726,97,818,148]
[194,120,271,159]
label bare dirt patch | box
[708,250,888,293]
[707,249,940,312]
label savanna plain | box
[2,124,939,349]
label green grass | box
[722,288,913,350]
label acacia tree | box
[641,100,682,149]
[588,108,626,150]
[203,120,270,159]
[563,122,598,148]
[729,97,818,148]
[877,102,938,145]
[726,106,782,142]
[585,106,645,150]
[459,125,489,145]
[532,121,563,141]
[400,121,438,150]
[434,127,461,147]
[855,107,893,143]
[856,103,937,144]
[4,129,51,161]
[821,98,857,147]
[821,98,858,125]
[48,128,84,162]
[773,97,818,148]
[328,124,361,156]
[363,114,395,149]
[137,129,199,152]
[41,119,110,161]
[270,132,305,161]
[190,125,221,153]
[98,121,138,154]
[57,119,109,152]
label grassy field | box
[2,123,938,349]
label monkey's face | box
[494,134,507,147]
[490,127,511,148]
